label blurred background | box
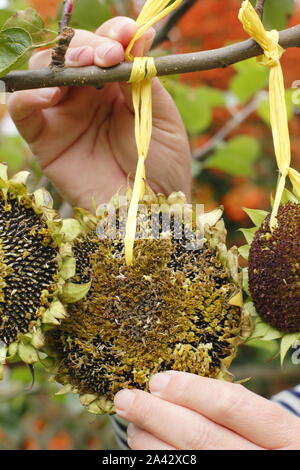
[0,0,300,450]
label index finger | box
[148,371,300,449]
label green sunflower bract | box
[46,190,251,415]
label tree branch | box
[51,0,74,69]
[152,0,198,49]
[59,0,74,33]
[193,92,267,160]
[2,24,300,92]
[255,0,266,20]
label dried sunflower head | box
[46,190,251,415]
[240,189,300,363]
[0,163,89,378]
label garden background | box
[0,0,300,450]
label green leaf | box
[0,9,14,29]
[250,320,270,339]
[263,0,295,30]
[205,135,261,176]
[242,268,250,296]
[280,333,300,365]
[230,58,269,104]
[244,300,258,317]
[71,0,112,30]
[261,326,282,341]
[200,86,225,107]
[0,135,27,171]
[257,89,294,125]
[239,244,249,260]
[243,208,268,227]
[246,338,278,354]
[173,83,212,134]
[281,188,299,205]
[0,27,32,77]
[3,8,57,45]
[239,226,258,244]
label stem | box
[51,0,75,69]
[255,0,266,20]
[59,0,74,33]
[152,0,198,49]
[193,92,267,160]
[30,38,60,50]
[2,24,300,91]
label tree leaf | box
[205,135,261,176]
[0,9,14,29]
[230,58,268,104]
[0,135,27,171]
[71,0,111,31]
[3,8,57,45]
[0,27,32,77]
[173,83,212,134]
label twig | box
[51,0,75,69]
[193,92,267,160]
[152,0,198,49]
[59,0,74,33]
[2,24,300,92]
[255,0,266,20]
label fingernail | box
[95,43,120,65]
[114,389,135,411]
[109,20,135,40]
[149,373,171,394]
[127,423,138,439]
[68,46,90,65]
[37,88,57,101]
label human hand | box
[8,18,191,209]
[114,371,300,450]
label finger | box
[114,389,260,450]
[127,424,176,450]
[7,87,68,143]
[149,371,300,449]
[96,16,156,55]
[96,16,137,46]
[29,29,97,69]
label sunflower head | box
[46,190,251,414]
[0,163,89,378]
[240,189,300,363]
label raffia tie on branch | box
[124,0,183,266]
[239,0,300,229]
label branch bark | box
[51,0,74,69]
[2,24,300,92]
[255,0,266,20]
[152,0,198,49]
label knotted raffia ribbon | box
[124,0,183,266]
[239,0,300,229]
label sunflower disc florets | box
[0,163,89,377]
[46,191,250,414]
[248,202,300,333]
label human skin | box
[114,371,300,450]
[7,17,191,209]
[8,17,299,451]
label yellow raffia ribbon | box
[239,0,300,229]
[124,0,183,266]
